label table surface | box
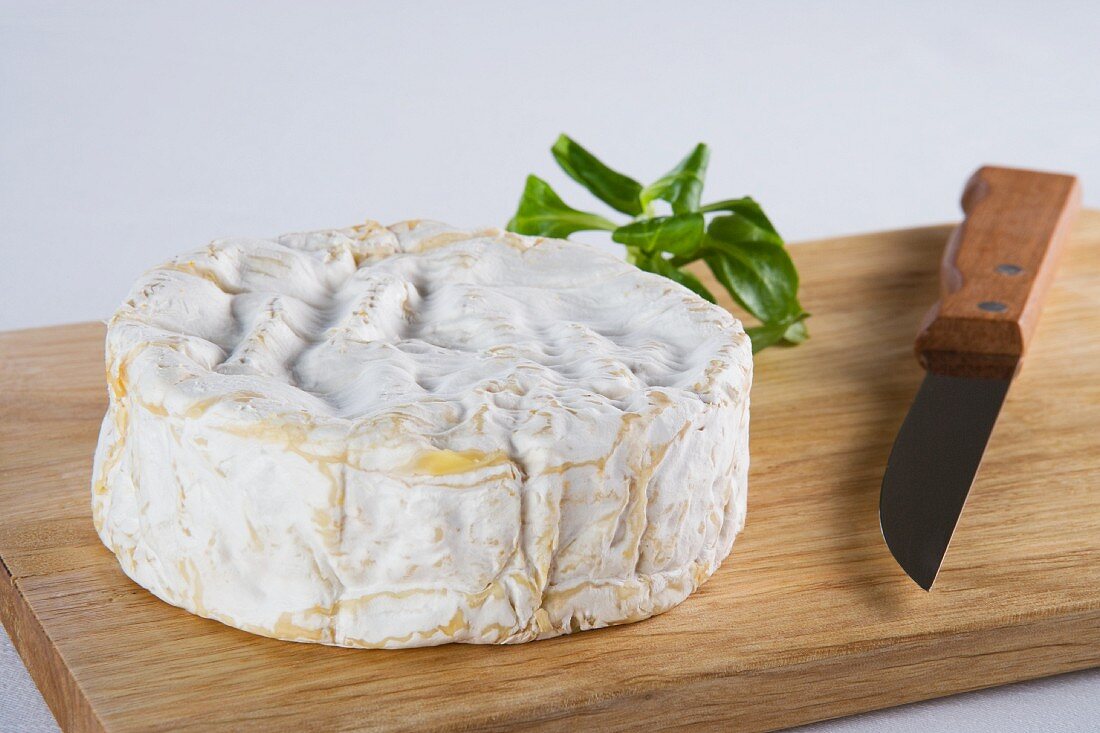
[2,2,1098,731]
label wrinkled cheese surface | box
[91,220,753,648]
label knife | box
[880,166,1081,590]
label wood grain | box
[3,213,1100,732]
[915,166,1081,378]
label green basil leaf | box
[700,197,783,245]
[611,213,704,256]
[782,319,809,344]
[506,175,618,238]
[704,216,802,323]
[704,246,801,323]
[635,251,716,303]
[745,313,809,353]
[551,135,644,216]
[745,321,790,353]
[640,143,709,214]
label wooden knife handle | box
[916,166,1081,380]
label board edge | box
[490,607,1100,733]
[1,551,106,733]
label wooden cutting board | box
[3,213,1100,733]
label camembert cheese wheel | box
[91,220,752,648]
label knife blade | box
[880,166,1081,590]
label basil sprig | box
[506,135,808,352]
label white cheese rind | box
[91,220,752,648]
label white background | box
[2,1,1099,730]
